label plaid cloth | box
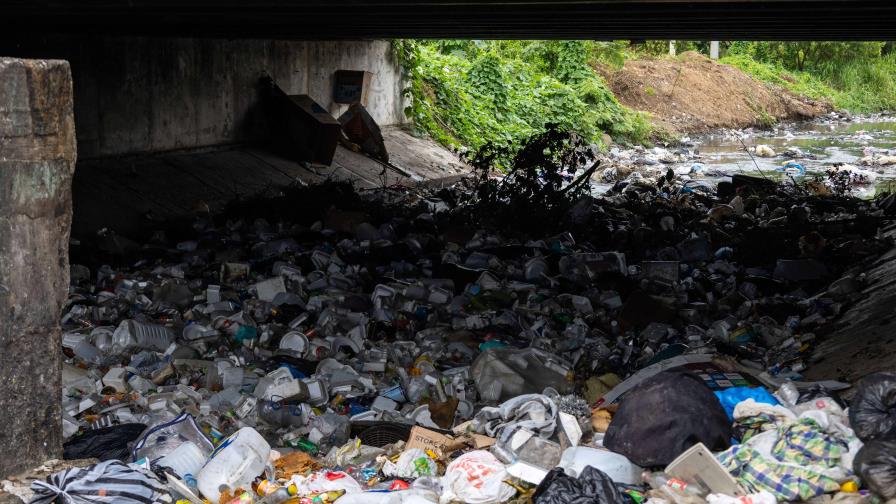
[717,418,847,501]
[772,418,848,468]
[733,413,778,442]
[717,444,841,501]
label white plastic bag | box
[707,491,777,504]
[382,449,437,479]
[439,450,515,504]
[335,490,439,504]
[290,470,364,495]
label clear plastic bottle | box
[644,472,708,497]
[257,401,309,428]
[112,320,175,353]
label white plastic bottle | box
[197,427,271,503]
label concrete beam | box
[1,1,895,40]
[0,58,75,477]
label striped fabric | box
[29,460,171,504]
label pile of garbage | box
[45,130,896,504]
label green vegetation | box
[722,42,896,113]
[392,40,651,166]
[393,40,896,162]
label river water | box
[694,113,896,196]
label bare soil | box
[606,52,831,135]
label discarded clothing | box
[717,443,840,501]
[29,460,171,504]
[717,416,856,501]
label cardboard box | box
[333,70,373,106]
[405,426,495,453]
[406,426,455,452]
[260,77,341,166]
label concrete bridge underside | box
[2,1,895,41]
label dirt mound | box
[606,52,831,134]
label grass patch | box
[721,53,896,113]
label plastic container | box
[254,367,309,401]
[112,320,175,353]
[157,441,207,479]
[221,367,244,389]
[197,427,271,503]
[258,401,310,428]
[278,331,309,357]
[102,367,130,393]
[183,323,220,341]
[558,446,642,485]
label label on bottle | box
[666,478,688,491]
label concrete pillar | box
[710,41,720,59]
[0,58,75,477]
[669,40,676,57]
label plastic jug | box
[197,427,270,503]
[112,320,175,353]
[157,441,207,479]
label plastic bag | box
[532,466,625,504]
[29,460,170,504]
[604,369,731,467]
[853,437,896,499]
[440,450,516,504]
[714,387,779,419]
[336,490,439,504]
[798,385,846,409]
[848,371,896,441]
[471,347,572,402]
[131,412,214,463]
[707,491,776,504]
[291,470,365,496]
[63,423,146,461]
[382,448,437,479]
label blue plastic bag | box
[714,386,779,419]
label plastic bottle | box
[257,483,297,504]
[644,472,707,497]
[197,427,271,503]
[257,401,309,428]
[112,320,175,353]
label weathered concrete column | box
[0,58,75,477]
[710,41,720,60]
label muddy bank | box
[606,52,831,135]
